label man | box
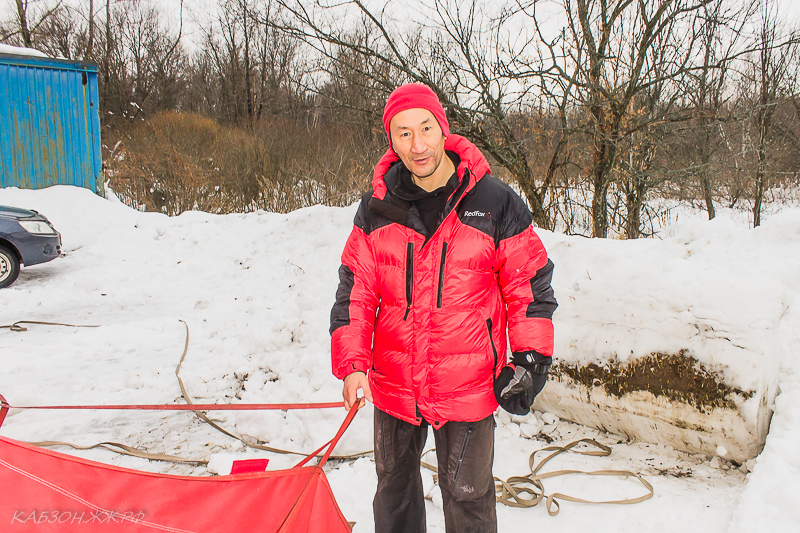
[330,83,556,532]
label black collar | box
[368,152,468,229]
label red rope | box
[0,393,365,466]
[0,395,8,428]
[294,402,361,469]
[0,402,343,411]
[0,394,344,430]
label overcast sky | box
[151,0,800,50]
[2,0,799,53]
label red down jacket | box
[330,135,556,427]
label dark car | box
[0,205,62,288]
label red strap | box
[0,401,343,412]
[0,395,8,429]
[294,402,361,469]
[318,402,361,467]
[293,438,334,469]
[0,395,361,468]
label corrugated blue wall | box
[0,54,102,194]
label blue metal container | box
[0,53,102,194]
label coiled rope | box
[0,320,370,464]
[1,319,654,513]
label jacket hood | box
[371,134,491,201]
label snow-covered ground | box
[1,185,798,532]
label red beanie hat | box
[383,83,450,147]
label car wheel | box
[0,245,21,289]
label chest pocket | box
[435,225,496,310]
[437,241,448,308]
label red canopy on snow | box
[0,435,352,532]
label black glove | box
[493,351,550,415]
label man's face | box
[389,108,447,182]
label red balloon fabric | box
[0,436,352,532]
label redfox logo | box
[463,210,488,217]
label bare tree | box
[529,0,728,236]
[2,0,63,49]
[31,3,79,58]
[103,0,111,105]
[747,1,797,227]
[270,0,774,235]
[98,0,184,123]
[85,0,94,60]
[197,0,293,123]
[4,0,794,225]
[269,0,564,228]
[683,0,758,220]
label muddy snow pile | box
[538,215,798,462]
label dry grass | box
[107,112,373,215]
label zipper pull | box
[403,305,411,321]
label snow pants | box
[373,408,497,533]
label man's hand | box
[500,365,534,399]
[493,354,550,416]
[343,371,373,410]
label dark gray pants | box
[373,408,497,533]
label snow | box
[0,44,48,58]
[1,184,799,532]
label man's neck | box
[412,155,456,192]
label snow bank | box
[728,276,800,531]
[1,184,799,532]
[532,213,799,461]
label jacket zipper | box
[436,242,448,308]
[404,242,414,320]
[453,423,474,483]
[486,318,498,373]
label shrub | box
[106,111,373,215]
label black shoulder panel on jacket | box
[354,189,395,235]
[456,175,533,248]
